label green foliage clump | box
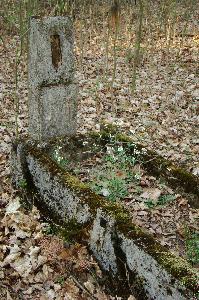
[18,178,28,189]
[90,143,141,202]
[185,227,199,266]
[52,146,69,169]
[145,194,176,208]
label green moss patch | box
[15,137,199,297]
[89,128,199,208]
[117,220,199,293]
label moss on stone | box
[26,143,105,212]
[90,128,199,208]
[20,138,199,296]
[117,220,199,293]
[24,129,198,209]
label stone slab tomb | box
[11,17,199,300]
[28,16,77,140]
[12,133,199,300]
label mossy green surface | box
[90,128,199,208]
[24,140,199,296]
[117,221,199,293]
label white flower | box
[100,188,110,197]
[106,146,113,154]
[117,146,123,152]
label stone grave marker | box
[28,16,77,140]
[11,15,199,300]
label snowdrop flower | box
[117,146,124,152]
[134,149,141,155]
[100,188,110,197]
[106,146,113,154]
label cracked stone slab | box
[11,138,199,300]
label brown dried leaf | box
[140,188,161,201]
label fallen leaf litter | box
[0,2,199,299]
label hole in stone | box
[100,217,107,228]
[166,287,173,296]
[50,34,62,71]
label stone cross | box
[28,16,77,140]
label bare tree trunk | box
[131,0,143,93]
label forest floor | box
[0,3,199,300]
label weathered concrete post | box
[28,16,77,140]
